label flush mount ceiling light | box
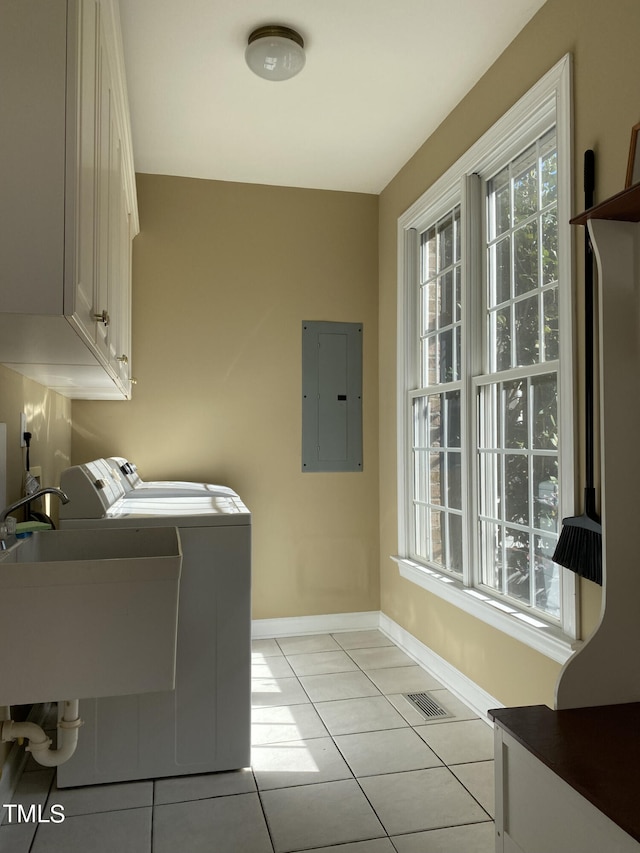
[245,25,305,82]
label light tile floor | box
[1,630,495,852]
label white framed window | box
[394,55,577,663]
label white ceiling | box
[119,0,546,195]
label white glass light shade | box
[245,26,305,81]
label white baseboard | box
[378,613,503,721]
[251,609,503,721]
[252,611,380,639]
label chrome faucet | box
[0,487,70,524]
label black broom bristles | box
[552,487,602,585]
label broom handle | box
[584,149,595,491]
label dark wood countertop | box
[490,703,640,843]
[570,182,640,224]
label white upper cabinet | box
[0,0,138,399]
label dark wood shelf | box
[571,183,640,225]
[490,703,640,843]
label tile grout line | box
[265,632,495,845]
[446,764,495,822]
[279,636,426,843]
[329,635,436,844]
[151,777,156,853]
[27,766,55,853]
[253,768,278,853]
[278,636,398,844]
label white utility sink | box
[0,527,182,706]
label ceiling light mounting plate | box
[247,25,304,49]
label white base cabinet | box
[492,705,640,853]
[0,0,137,399]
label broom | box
[552,149,603,585]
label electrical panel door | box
[302,321,363,472]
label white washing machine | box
[106,456,237,498]
[56,459,251,787]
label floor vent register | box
[403,691,453,721]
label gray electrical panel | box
[302,321,363,472]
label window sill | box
[392,556,580,664]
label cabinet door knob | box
[117,354,128,364]
[92,310,110,326]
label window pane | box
[439,329,454,383]
[428,395,442,447]
[534,456,558,534]
[425,336,437,386]
[543,289,559,361]
[439,215,454,270]
[505,528,530,603]
[515,295,539,367]
[512,145,538,224]
[493,237,511,305]
[421,283,437,333]
[430,452,443,505]
[448,453,462,510]
[504,380,528,449]
[439,271,454,328]
[534,537,560,618]
[542,210,558,285]
[430,508,444,565]
[514,221,539,297]
[420,227,436,283]
[491,166,511,238]
[494,307,512,371]
[446,390,461,446]
[449,513,463,573]
[540,130,557,207]
[504,454,529,525]
[532,375,557,449]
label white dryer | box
[56,459,251,787]
[105,456,236,498]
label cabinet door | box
[0,0,67,313]
[94,15,114,364]
[108,125,132,390]
[72,0,100,344]
[496,728,640,853]
[93,9,133,396]
[114,178,133,391]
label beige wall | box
[0,365,71,514]
[378,0,640,707]
[0,364,71,764]
[72,175,380,620]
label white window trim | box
[395,54,578,663]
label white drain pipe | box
[1,700,82,767]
